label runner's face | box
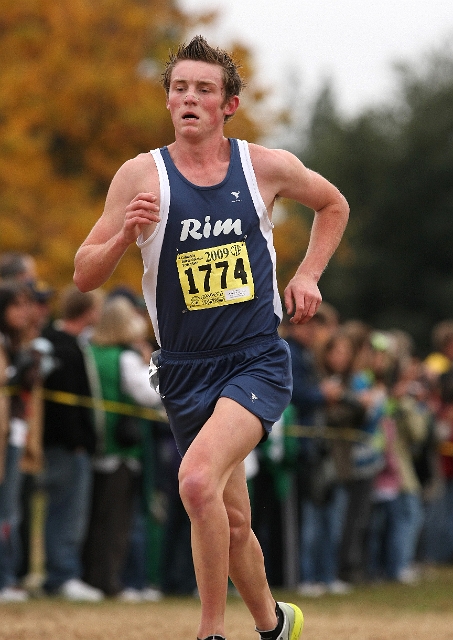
[167,60,237,136]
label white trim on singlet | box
[136,149,171,346]
[237,139,283,321]
[236,139,272,227]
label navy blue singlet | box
[138,138,282,353]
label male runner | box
[74,35,349,640]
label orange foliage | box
[0,0,266,295]
[273,202,312,295]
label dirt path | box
[1,599,453,640]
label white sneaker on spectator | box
[59,578,104,602]
[0,586,29,602]
[141,587,163,602]
[326,580,352,595]
[117,588,143,602]
[397,567,419,585]
[296,582,326,597]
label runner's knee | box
[228,505,251,549]
[178,464,217,517]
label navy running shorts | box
[152,332,293,456]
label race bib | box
[176,241,254,310]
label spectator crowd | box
[1,251,453,603]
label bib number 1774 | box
[176,241,255,310]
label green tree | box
[288,41,453,353]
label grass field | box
[1,566,453,640]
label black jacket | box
[42,324,96,454]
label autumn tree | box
[0,0,263,292]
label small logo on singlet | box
[231,191,241,202]
[251,392,258,402]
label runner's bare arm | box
[74,156,160,292]
[250,145,349,324]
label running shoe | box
[276,602,304,640]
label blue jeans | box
[422,478,453,563]
[394,491,423,575]
[442,478,453,562]
[441,478,453,562]
[368,497,402,580]
[40,447,92,591]
[122,497,147,591]
[299,485,347,584]
[0,444,24,589]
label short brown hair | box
[161,35,245,120]
[59,285,101,321]
[432,320,453,353]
